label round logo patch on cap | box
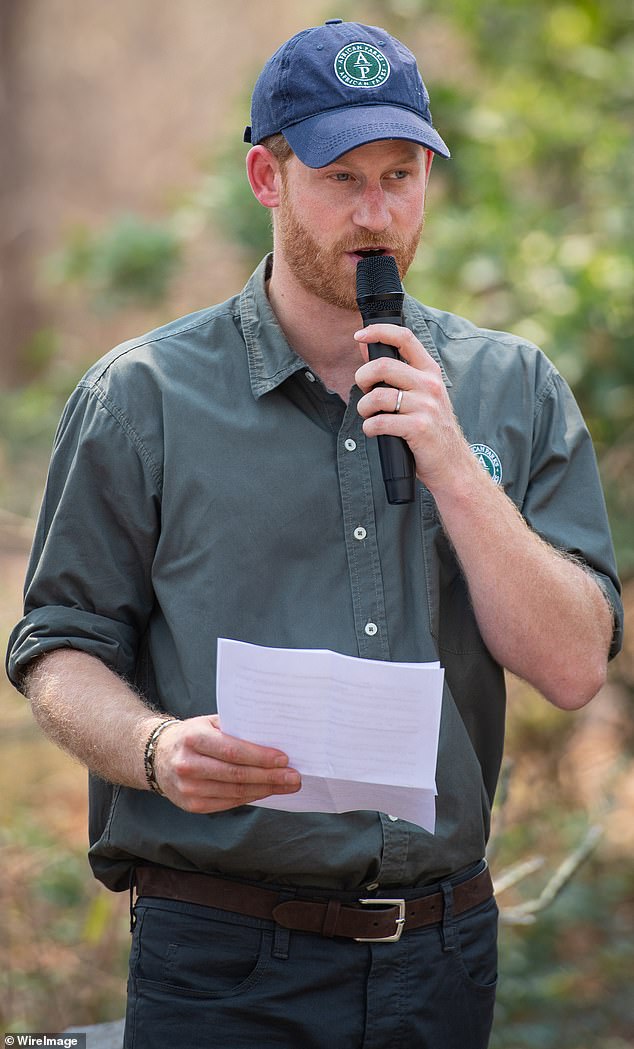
[334,43,390,89]
[470,443,503,485]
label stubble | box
[275,180,424,312]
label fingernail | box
[354,328,367,339]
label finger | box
[162,750,301,811]
[189,715,292,769]
[357,384,411,419]
[361,411,414,441]
[354,355,415,394]
[176,752,301,790]
[196,772,302,798]
[179,778,303,815]
[354,324,433,370]
[177,776,302,811]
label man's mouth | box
[348,247,391,262]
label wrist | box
[428,444,489,515]
[143,717,181,795]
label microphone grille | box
[356,255,402,299]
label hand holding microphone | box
[356,255,416,505]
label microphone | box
[356,255,416,505]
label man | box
[6,19,622,1049]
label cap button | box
[325,18,343,25]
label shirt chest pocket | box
[419,490,489,656]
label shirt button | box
[344,438,357,452]
[366,882,379,891]
[364,622,378,636]
[305,370,316,383]
[353,526,367,541]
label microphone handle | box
[366,340,416,505]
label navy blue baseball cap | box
[244,19,450,167]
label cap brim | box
[281,104,450,167]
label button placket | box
[336,405,389,659]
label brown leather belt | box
[135,864,493,943]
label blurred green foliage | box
[493,858,634,1048]
[1,813,129,1030]
[0,370,79,517]
[395,0,634,454]
[49,215,182,308]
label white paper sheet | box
[216,638,444,832]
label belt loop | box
[129,868,137,933]
[272,890,296,960]
[439,878,458,953]
[322,899,341,938]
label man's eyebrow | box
[390,145,424,162]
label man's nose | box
[352,186,391,232]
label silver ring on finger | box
[394,388,404,414]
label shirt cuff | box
[6,605,140,692]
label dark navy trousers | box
[124,866,498,1049]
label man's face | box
[274,140,432,311]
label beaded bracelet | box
[143,718,181,796]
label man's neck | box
[266,255,364,401]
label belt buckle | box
[355,898,406,943]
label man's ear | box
[246,146,283,208]
[424,149,434,184]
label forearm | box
[25,649,164,789]
[355,327,614,709]
[24,647,301,811]
[433,457,613,709]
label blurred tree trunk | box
[0,0,42,388]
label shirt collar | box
[403,297,452,387]
[239,254,451,400]
[239,255,307,399]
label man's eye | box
[389,170,409,180]
[330,172,351,182]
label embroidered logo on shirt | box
[470,443,503,485]
[334,43,391,89]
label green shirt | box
[6,256,623,893]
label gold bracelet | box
[143,718,181,796]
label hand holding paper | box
[216,639,444,831]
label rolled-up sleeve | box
[522,369,623,660]
[6,379,161,690]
